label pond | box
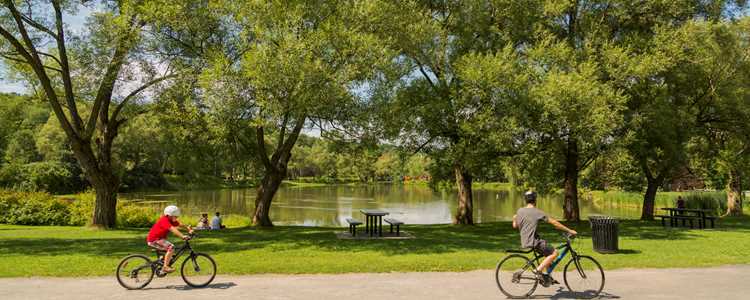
[120,184,687,227]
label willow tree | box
[0,0,177,227]
[365,0,540,224]
[202,0,388,226]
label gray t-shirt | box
[516,207,548,248]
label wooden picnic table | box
[360,209,389,237]
[659,208,714,229]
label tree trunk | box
[454,164,474,225]
[563,140,580,221]
[92,175,119,228]
[253,170,284,227]
[640,177,662,221]
[70,136,120,228]
[726,169,743,216]
[251,116,306,227]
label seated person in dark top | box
[676,196,686,209]
[513,191,577,286]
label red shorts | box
[147,239,174,251]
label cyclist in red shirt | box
[147,205,193,273]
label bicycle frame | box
[155,239,195,268]
[524,236,588,278]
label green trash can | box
[589,215,618,254]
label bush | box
[0,189,159,228]
[0,190,70,225]
[117,203,157,228]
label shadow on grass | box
[1,216,749,258]
[613,249,640,255]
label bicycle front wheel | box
[563,255,605,299]
[181,253,217,288]
[116,254,155,290]
[495,254,539,298]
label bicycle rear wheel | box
[181,253,217,288]
[563,255,605,299]
[495,254,539,298]
[116,254,155,290]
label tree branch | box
[256,126,275,172]
[85,14,139,139]
[111,73,178,121]
[18,11,57,38]
[0,3,77,138]
[52,0,83,132]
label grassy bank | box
[1,216,749,277]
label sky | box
[1,4,748,96]
[0,5,92,94]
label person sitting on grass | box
[512,191,577,286]
[147,205,193,274]
[196,213,210,230]
[211,212,226,230]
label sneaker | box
[533,270,550,287]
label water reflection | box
[121,185,677,226]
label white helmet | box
[164,205,181,217]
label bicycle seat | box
[506,248,534,254]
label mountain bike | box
[116,233,217,289]
[495,233,604,299]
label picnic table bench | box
[346,218,362,236]
[658,208,716,229]
[384,218,403,236]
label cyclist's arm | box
[169,226,188,239]
[512,215,518,229]
[547,217,577,235]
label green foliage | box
[682,193,727,216]
[0,190,159,228]
[0,162,85,194]
[3,129,39,165]
[0,190,71,226]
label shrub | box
[117,203,157,228]
[0,190,70,225]
[0,189,160,228]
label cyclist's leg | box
[149,239,175,272]
[534,240,557,273]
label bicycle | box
[495,233,604,299]
[116,233,217,289]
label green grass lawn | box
[1,216,749,277]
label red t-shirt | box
[147,215,180,242]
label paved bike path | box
[1,265,747,299]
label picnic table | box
[658,208,715,229]
[360,209,389,237]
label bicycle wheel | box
[116,254,155,290]
[563,255,605,299]
[495,254,539,298]
[181,253,217,288]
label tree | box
[202,0,388,226]
[0,1,177,227]
[367,0,538,224]
[673,19,750,216]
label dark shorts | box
[533,239,555,256]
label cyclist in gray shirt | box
[513,191,577,285]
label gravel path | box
[1,265,747,299]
